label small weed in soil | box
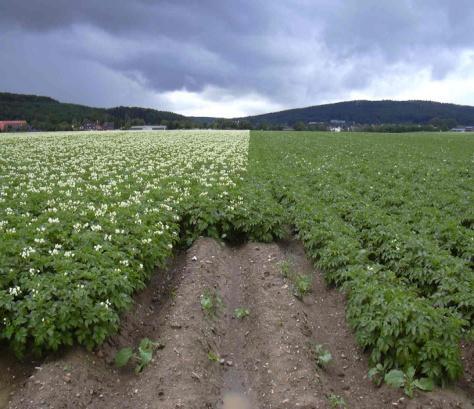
[293,274,312,299]
[327,394,346,408]
[368,363,385,386]
[200,289,224,318]
[207,351,220,363]
[234,307,250,319]
[311,343,332,368]
[115,338,164,374]
[169,288,177,300]
[279,259,312,299]
[279,259,293,278]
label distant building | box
[450,126,474,132]
[0,120,27,132]
[79,121,114,131]
[329,119,347,132]
[130,125,167,131]
[80,121,100,131]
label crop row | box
[1,129,472,387]
[0,130,265,355]
[248,131,473,383]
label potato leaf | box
[115,347,134,368]
[413,378,434,391]
[384,370,405,388]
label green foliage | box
[135,338,161,373]
[115,347,134,368]
[345,273,464,382]
[385,367,434,397]
[207,350,220,362]
[293,274,312,299]
[0,130,288,356]
[1,128,472,390]
[243,100,474,127]
[200,289,224,318]
[247,130,473,384]
[0,92,194,131]
[311,343,332,368]
[368,363,385,386]
[327,394,346,408]
[234,307,250,319]
[0,131,250,355]
[5,92,474,131]
[114,338,163,373]
[279,259,312,299]
[279,259,293,278]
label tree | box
[293,121,306,131]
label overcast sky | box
[1,0,474,117]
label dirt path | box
[278,240,474,409]
[5,238,474,409]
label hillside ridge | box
[2,92,474,130]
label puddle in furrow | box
[222,392,252,409]
[0,385,12,409]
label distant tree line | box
[0,92,289,131]
[0,92,196,131]
[207,119,284,130]
[0,92,469,132]
[286,117,457,133]
[242,100,474,127]
[356,118,457,133]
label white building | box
[130,125,167,131]
[450,126,474,132]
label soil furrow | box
[240,243,327,408]
[5,238,473,409]
[215,246,257,409]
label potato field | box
[0,130,472,408]
[249,131,473,383]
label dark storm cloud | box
[1,0,474,115]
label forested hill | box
[2,92,474,130]
[0,92,186,130]
[240,100,474,126]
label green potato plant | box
[115,338,164,374]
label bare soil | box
[3,238,474,409]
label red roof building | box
[0,120,28,131]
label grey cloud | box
[1,0,474,115]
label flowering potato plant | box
[1,128,472,389]
[0,130,251,355]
